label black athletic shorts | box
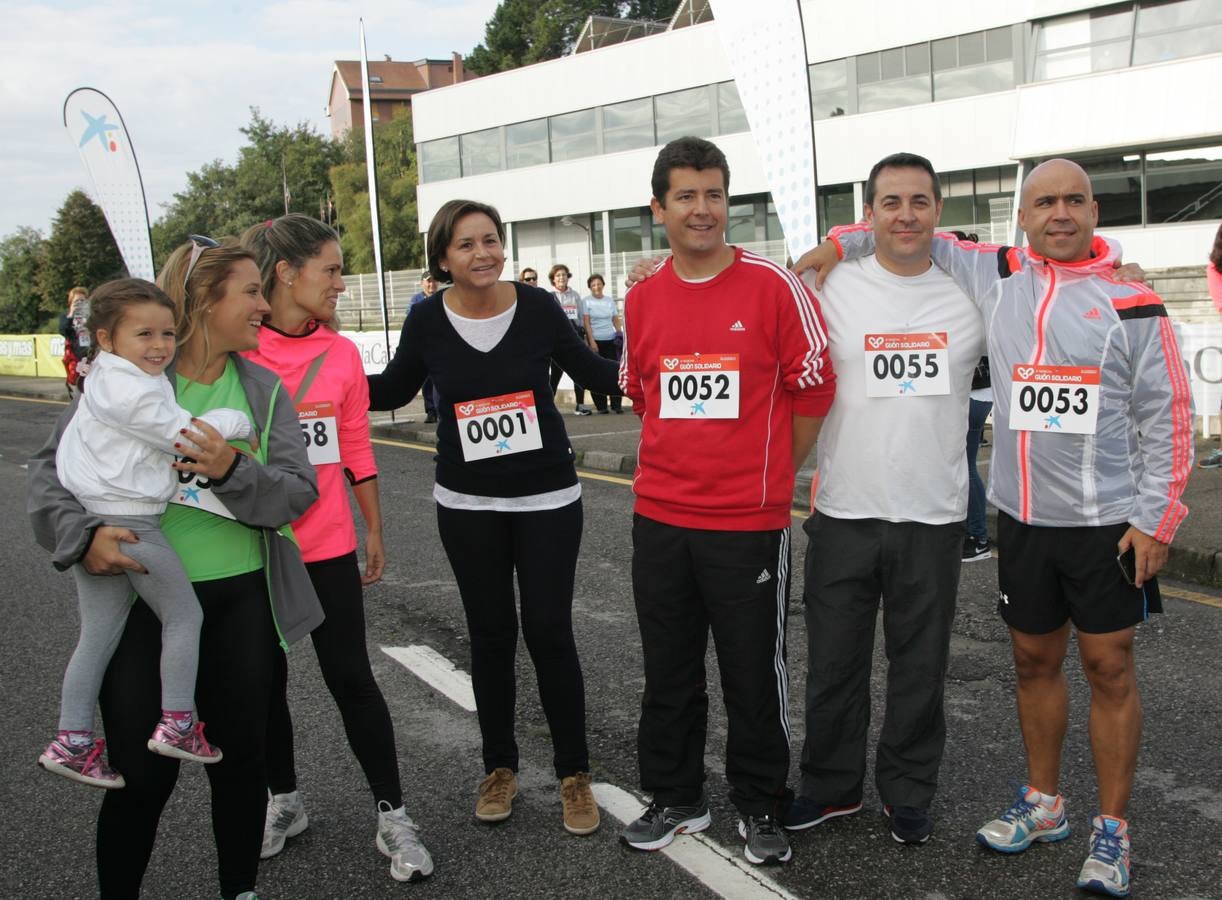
[996,511,1162,635]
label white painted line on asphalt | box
[567,430,635,440]
[383,642,800,900]
[594,782,801,900]
[381,645,476,711]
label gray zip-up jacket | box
[827,226,1193,542]
[27,354,325,645]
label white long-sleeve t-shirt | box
[56,351,251,516]
[804,255,984,524]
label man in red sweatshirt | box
[617,136,835,866]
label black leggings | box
[266,551,402,809]
[96,571,275,900]
[435,499,589,778]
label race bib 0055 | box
[1009,364,1100,435]
[658,354,740,418]
[455,390,543,461]
[863,332,950,397]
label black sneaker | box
[574,407,593,416]
[737,815,792,865]
[424,412,437,424]
[962,536,991,562]
[882,804,932,844]
[782,795,863,831]
[621,799,711,851]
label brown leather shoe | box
[560,772,600,835]
[475,767,517,822]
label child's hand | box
[360,531,385,586]
[172,418,238,480]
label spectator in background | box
[549,264,592,415]
[518,268,539,286]
[1201,224,1222,469]
[581,274,623,414]
[409,274,440,423]
[59,286,91,396]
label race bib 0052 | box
[1009,364,1100,435]
[658,354,740,418]
[863,332,950,397]
[455,390,543,461]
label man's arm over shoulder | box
[1121,289,1193,544]
[773,266,835,417]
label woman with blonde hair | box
[28,236,321,900]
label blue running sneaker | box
[1077,815,1131,897]
[976,784,1070,853]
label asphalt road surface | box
[1,396,1219,900]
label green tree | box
[466,0,681,75]
[151,109,345,263]
[0,227,47,332]
[38,191,126,317]
[330,106,423,273]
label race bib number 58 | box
[658,354,739,418]
[298,401,340,465]
[1009,365,1100,434]
[864,333,949,397]
[456,390,543,461]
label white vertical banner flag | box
[358,20,392,359]
[62,88,155,281]
[708,0,818,260]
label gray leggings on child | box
[58,514,203,732]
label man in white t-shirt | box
[783,153,983,845]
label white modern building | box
[410,0,1222,298]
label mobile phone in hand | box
[1117,547,1137,586]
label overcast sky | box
[2,0,500,238]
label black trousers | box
[266,551,403,809]
[96,571,275,900]
[436,499,589,777]
[632,515,791,817]
[798,513,963,810]
[590,339,622,412]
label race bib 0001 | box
[863,332,950,397]
[1008,364,1100,435]
[658,354,740,419]
[297,401,340,466]
[455,390,543,461]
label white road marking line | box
[594,782,801,900]
[382,643,799,900]
[381,645,476,711]
[567,430,636,439]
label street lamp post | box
[560,215,593,286]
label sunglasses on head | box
[183,234,220,290]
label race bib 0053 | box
[863,332,950,397]
[455,390,543,461]
[658,354,740,418]
[169,463,237,520]
[297,401,340,466]
[1009,364,1100,435]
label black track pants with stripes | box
[631,514,791,818]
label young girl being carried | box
[38,278,251,788]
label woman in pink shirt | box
[240,215,432,882]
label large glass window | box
[1145,145,1222,223]
[506,119,548,169]
[419,137,460,182]
[727,201,758,244]
[1033,7,1135,80]
[602,98,654,154]
[933,27,1015,101]
[656,86,713,144]
[857,44,931,113]
[1079,155,1143,227]
[809,59,848,120]
[1133,0,1222,65]
[549,108,596,163]
[717,81,749,134]
[460,127,502,177]
[612,209,645,253]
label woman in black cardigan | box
[369,199,619,838]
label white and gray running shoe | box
[376,801,434,883]
[620,798,711,851]
[261,790,308,859]
[738,815,793,865]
